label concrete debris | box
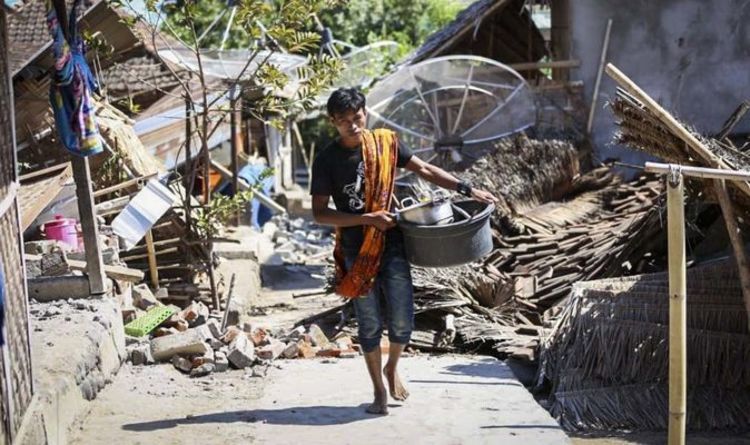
[129,343,154,366]
[261,214,333,265]
[150,327,210,361]
[227,333,255,369]
[189,363,214,378]
[214,351,229,372]
[132,284,160,311]
[171,355,193,373]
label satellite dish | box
[312,40,400,108]
[157,47,308,81]
[366,55,536,175]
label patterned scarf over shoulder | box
[333,129,398,298]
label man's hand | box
[363,210,396,231]
[471,188,499,204]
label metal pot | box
[396,196,454,225]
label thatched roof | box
[403,0,545,66]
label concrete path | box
[71,355,569,445]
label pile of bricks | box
[126,303,360,377]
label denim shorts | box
[343,239,414,353]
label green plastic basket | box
[124,305,177,337]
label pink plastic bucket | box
[42,215,79,250]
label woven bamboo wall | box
[0,8,34,444]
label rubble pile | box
[125,285,360,377]
[262,214,333,265]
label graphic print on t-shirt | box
[342,161,365,211]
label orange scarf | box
[333,129,398,298]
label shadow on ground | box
[260,264,327,291]
[121,405,390,432]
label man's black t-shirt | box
[310,137,413,250]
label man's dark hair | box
[327,88,366,117]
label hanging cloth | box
[332,129,398,298]
[46,0,103,156]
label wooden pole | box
[587,18,612,134]
[713,179,750,331]
[145,229,159,289]
[606,64,750,199]
[71,156,106,295]
[666,169,686,445]
[230,91,242,225]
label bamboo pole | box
[606,64,750,199]
[645,162,750,181]
[666,169,686,445]
[713,179,750,332]
[145,229,159,289]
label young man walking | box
[310,88,497,415]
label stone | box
[190,363,214,378]
[130,344,154,366]
[227,333,255,369]
[281,342,299,359]
[24,240,60,255]
[150,327,210,361]
[133,284,160,311]
[242,322,254,333]
[203,319,223,340]
[209,339,225,351]
[334,335,354,351]
[339,351,358,359]
[214,351,229,372]
[256,340,286,360]
[307,324,330,348]
[40,248,70,276]
[171,355,193,373]
[165,313,189,332]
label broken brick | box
[249,327,268,347]
[220,326,243,344]
[297,340,316,359]
[256,340,286,360]
[316,347,342,358]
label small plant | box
[193,167,274,238]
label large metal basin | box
[398,200,494,267]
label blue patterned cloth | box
[46,0,103,156]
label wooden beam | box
[145,230,159,288]
[508,59,581,71]
[72,156,106,294]
[93,173,157,198]
[25,254,145,282]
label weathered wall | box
[571,0,750,166]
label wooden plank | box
[18,163,72,230]
[145,230,159,288]
[72,156,106,294]
[587,19,613,133]
[25,254,145,282]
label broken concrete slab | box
[129,344,154,366]
[282,342,299,359]
[133,284,160,310]
[190,363,214,378]
[227,333,255,369]
[150,328,210,361]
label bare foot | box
[365,390,389,415]
[383,365,410,401]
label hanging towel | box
[46,0,103,156]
